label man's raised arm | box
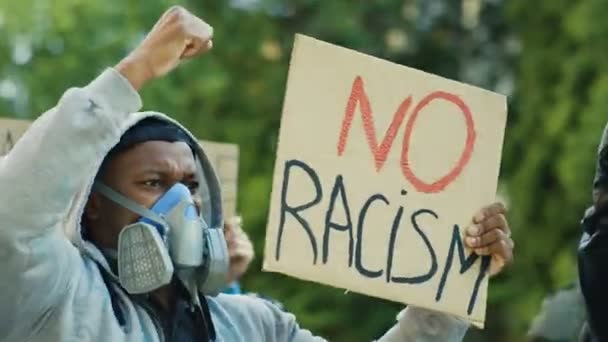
[0,5,213,232]
[0,7,213,339]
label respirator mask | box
[93,181,229,297]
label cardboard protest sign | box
[0,118,239,216]
[199,141,240,217]
[263,34,507,326]
[0,118,29,156]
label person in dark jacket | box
[579,123,608,341]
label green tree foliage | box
[1,0,595,341]
[497,0,608,340]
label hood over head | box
[64,111,223,272]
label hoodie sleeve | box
[0,68,141,230]
[375,307,469,342]
[215,295,468,341]
[0,68,141,338]
[256,297,468,341]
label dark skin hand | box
[464,202,514,276]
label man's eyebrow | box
[135,169,165,176]
[135,168,198,178]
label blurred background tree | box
[0,0,601,340]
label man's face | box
[85,140,201,249]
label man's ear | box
[85,192,103,221]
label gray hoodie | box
[0,68,469,341]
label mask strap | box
[93,181,166,226]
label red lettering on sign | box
[337,76,412,171]
[400,91,476,193]
[337,76,476,194]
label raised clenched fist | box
[116,6,213,90]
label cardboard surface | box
[262,34,507,326]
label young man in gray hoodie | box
[0,6,515,342]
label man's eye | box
[142,179,162,187]
[188,181,200,192]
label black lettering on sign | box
[273,158,491,317]
[387,207,438,284]
[323,175,354,266]
[355,193,389,278]
[275,159,322,264]
[435,225,491,315]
